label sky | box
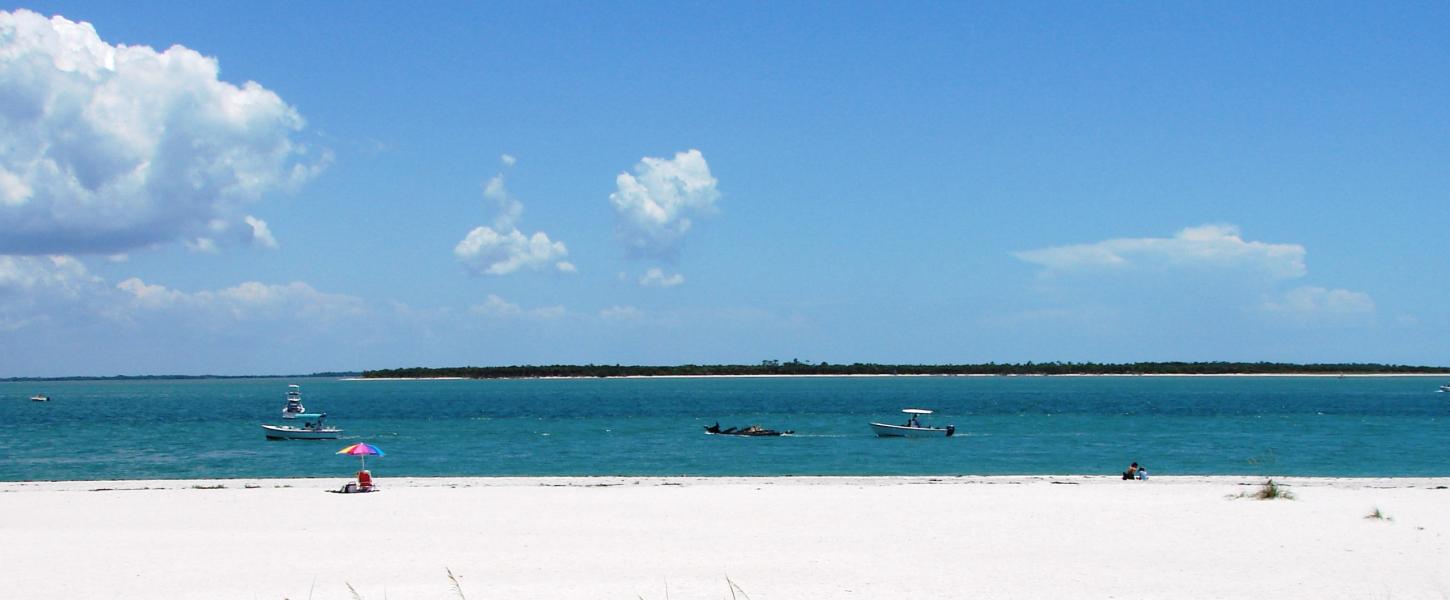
[2,2,1448,376]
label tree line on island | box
[362,360,1450,379]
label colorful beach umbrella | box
[336,442,384,469]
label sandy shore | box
[3,476,1447,599]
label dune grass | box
[1233,479,1295,500]
[1365,506,1392,521]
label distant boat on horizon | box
[30,394,49,402]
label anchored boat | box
[262,384,341,439]
[870,408,955,437]
[262,413,341,440]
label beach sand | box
[2,476,1447,599]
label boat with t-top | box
[870,408,955,437]
[262,413,341,440]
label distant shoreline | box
[7,364,1448,382]
[344,372,1450,381]
[357,361,1450,380]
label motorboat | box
[1439,384,1450,393]
[30,394,49,402]
[281,384,306,419]
[704,422,793,436]
[262,413,342,440]
[870,408,955,437]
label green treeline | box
[362,361,1449,379]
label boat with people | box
[870,408,955,437]
[30,394,49,402]
[262,384,341,439]
[281,384,306,418]
[704,422,793,436]
[262,413,342,440]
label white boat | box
[30,394,49,402]
[262,413,342,440]
[281,384,306,419]
[870,408,956,437]
[1439,384,1450,393]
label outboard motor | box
[945,425,956,437]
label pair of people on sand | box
[1123,462,1149,480]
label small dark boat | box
[704,422,793,437]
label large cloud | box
[454,170,574,275]
[609,149,719,259]
[0,9,321,255]
[1014,224,1306,279]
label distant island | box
[361,361,1450,379]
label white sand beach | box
[2,476,1447,599]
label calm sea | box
[1,376,1446,481]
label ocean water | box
[1,376,1446,481]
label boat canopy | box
[902,408,934,414]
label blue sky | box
[2,2,1448,376]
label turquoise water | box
[1,376,1446,481]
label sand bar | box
[3,476,1448,599]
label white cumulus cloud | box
[0,9,322,256]
[638,267,685,288]
[1014,224,1307,279]
[245,216,278,249]
[454,172,572,275]
[610,149,719,259]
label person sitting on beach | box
[1137,466,1149,480]
[1123,462,1139,480]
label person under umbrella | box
[336,442,384,492]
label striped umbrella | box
[336,442,384,470]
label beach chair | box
[357,470,374,492]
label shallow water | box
[1,376,1446,480]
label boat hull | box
[261,424,342,440]
[869,422,954,438]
